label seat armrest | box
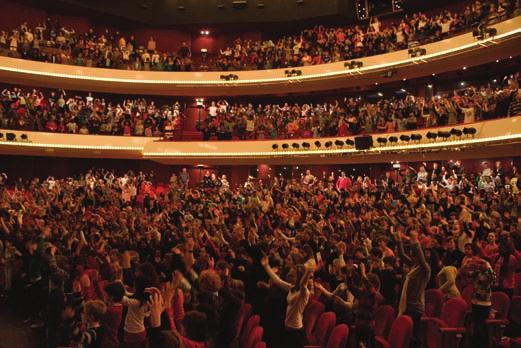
[375,336,392,348]
[439,327,466,334]
[485,319,509,326]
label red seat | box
[308,311,336,347]
[510,296,521,326]
[304,300,325,343]
[421,297,467,348]
[246,327,264,348]
[514,274,521,296]
[240,315,260,348]
[425,289,444,318]
[375,315,413,348]
[230,303,252,348]
[325,324,349,348]
[487,291,511,348]
[253,342,266,348]
[375,305,396,337]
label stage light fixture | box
[344,61,363,69]
[282,143,289,149]
[388,136,398,143]
[408,47,427,57]
[335,140,344,147]
[426,132,438,140]
[400,135,410,142]
[314,141,321,148]
[438,131,451,139]
[345,139,355,146]
[302,142,310,149]
[292,143,300,149]
[463,127,477,136]
[285,69,302,77]
[272,144,279,150]
[325,141,332,148]
[410,134,422,141]
[450,128,463,137]
[6,133,16,141]
[377,137,388,145]
[220,74,239,81]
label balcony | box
[0,17,519,96]
[0,117,519,165]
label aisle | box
[0,299,43,348]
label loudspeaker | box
[355,135,373,150]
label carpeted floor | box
[0,299,42,348]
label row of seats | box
[231,287,520,348]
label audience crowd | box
[198,73,520,140]
[0,0,516,71]
[0,89,185,136]
[0,72,519,139]
[0,158,520,348]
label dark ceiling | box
[13,0,461,31]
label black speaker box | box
[355,135,373,150]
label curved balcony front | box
[0,17,519,96]
[0,117,519,165]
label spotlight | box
[344,61,363,69]
[377,137,388,145]
[285,69,302,77]
[20,134,28,141]
[0,132,3,140]
[292,143,300,149]
[473,24,497,40]
[438,131,451,139]
[388,136,398,143]
[314,141,321,148]
[345,139,354,146]
[408,47,427,57]
[335,140,344,147]
[220,74,239,81]
[302,142,310,149]
[272,144,279,150]
[410,134,422,141]
[463,127,477,136]
[426,132,438,140]
[450,128,462,137]
[6,133,16,141]
[325,141,332,148]
[399,135,410,142]
[282,143,289,149]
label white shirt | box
[285,286,310,329]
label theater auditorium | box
[0,0,520,347]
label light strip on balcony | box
[143,133,521,157]
[0,141,143,151]
[0,22,519,85]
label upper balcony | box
[0,16,520,96]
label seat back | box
[515,273,521,296]
[240,314,260,348]
[425,289,444,317]
[440,297,467,328]
[304,300,325,342]
[235,303,252,339]
[461,284,475,309]
[246,327,264,348]
[491,291,510,320]
[387,315,413,348]
[374,305,396,337]
[312,311,337,347]
[510,296,521,325]
[326,324,349,348]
